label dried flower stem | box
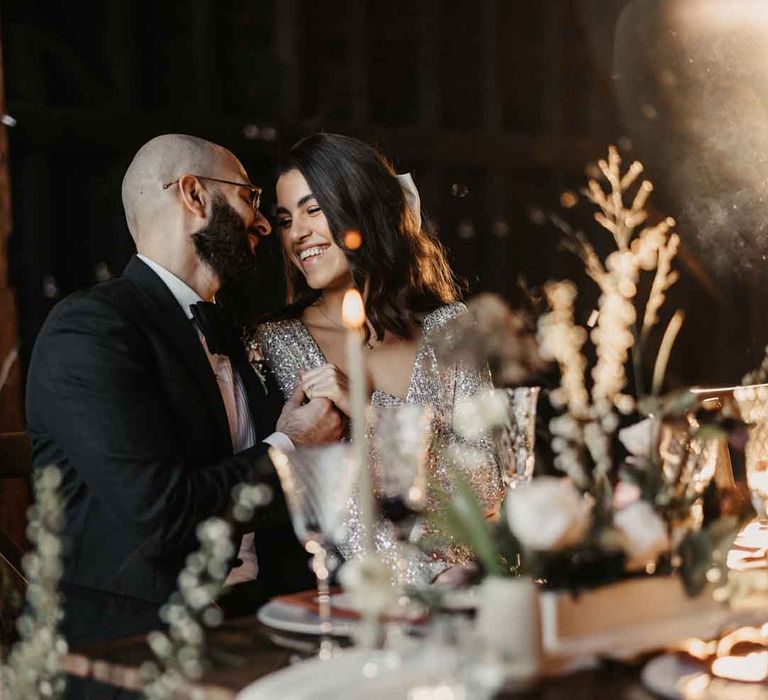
[538,281,590,418]
[652,310,685,395]
[641,231,680,340]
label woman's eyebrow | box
[275,194,315,217]
[297,193,315,207]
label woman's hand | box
[300,364,352,416]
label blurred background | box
[0,0,625,376]
[2,0,768,553]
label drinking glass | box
[368,403,433,597]
[734,384,768,520]
[497,387,540,489]
[269,444,359,658]
[369,404,433,533]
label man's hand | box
[276,383,345,445]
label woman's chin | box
[303,269,351,292]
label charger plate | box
[256,593,359,637]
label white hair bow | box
[395,173,422,230]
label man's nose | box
[252,210,272,237]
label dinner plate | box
[641,654,706,699]
[236,647,476,700]
[236,649,398,700]
[256,598,358,637]
[641,653,768,700]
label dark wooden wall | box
[1,0,761,398]
[0,27,27,553]
[0,0,624,370]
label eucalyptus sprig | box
[141,482,272,700]
[1,467,67,699]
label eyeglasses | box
[163,175,262,214]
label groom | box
[25,134,343,651]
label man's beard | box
[192,194,260,326]
[192,194,256,287]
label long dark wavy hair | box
[275,133,459,340]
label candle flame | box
[342,289,366,329]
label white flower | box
[618,417,654,457]
[453,390,508,439]
[338,554,396,614]
[613,480,641,509]
[505,477,592,551]
[613,500,669,570]
[606,250,637,277]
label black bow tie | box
[189,301,239,356]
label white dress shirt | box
[137,255,292,583]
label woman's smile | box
[298,244,330,266]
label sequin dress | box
[250,303,504,582]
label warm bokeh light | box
[342,289,366,330]
[343,229,363,250]
[711,651,768,683]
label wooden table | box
[61,616,656,699]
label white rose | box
[338,554,396,614]
[613,501,670,571]
[453,390,509,439]
[505,477,592,551]
[618,417,654,458]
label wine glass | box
[497,387,540,489]
[368,403,433,594]
[269,444,359,659]
[734,384,768,520]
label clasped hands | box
[275,364,350,446]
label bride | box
[250,133,502,578]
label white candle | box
[342,289,375,552]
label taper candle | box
[341,289,375,552]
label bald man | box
[26,135,342,655]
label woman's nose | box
[290,219,313,242]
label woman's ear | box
[177,174,207,219]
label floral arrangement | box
[141,482,272,699]
[1,467,67,699]
[432,147,753,595]
[743,350,768,386]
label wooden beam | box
[7,105,601,171]
[0,23,30,554]
[275,0,300,123]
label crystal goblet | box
[734,384,768,520]
[368,403,433,597]
[269,444,359,658]
[497,387,540,489]
[369,403,433,534]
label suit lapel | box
[229,345,283,443]
[121,256,233,453]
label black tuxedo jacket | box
[26,256,311,633]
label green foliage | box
[429,465,506,577]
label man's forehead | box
[218,149,251,183]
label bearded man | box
[25,135,342,657]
